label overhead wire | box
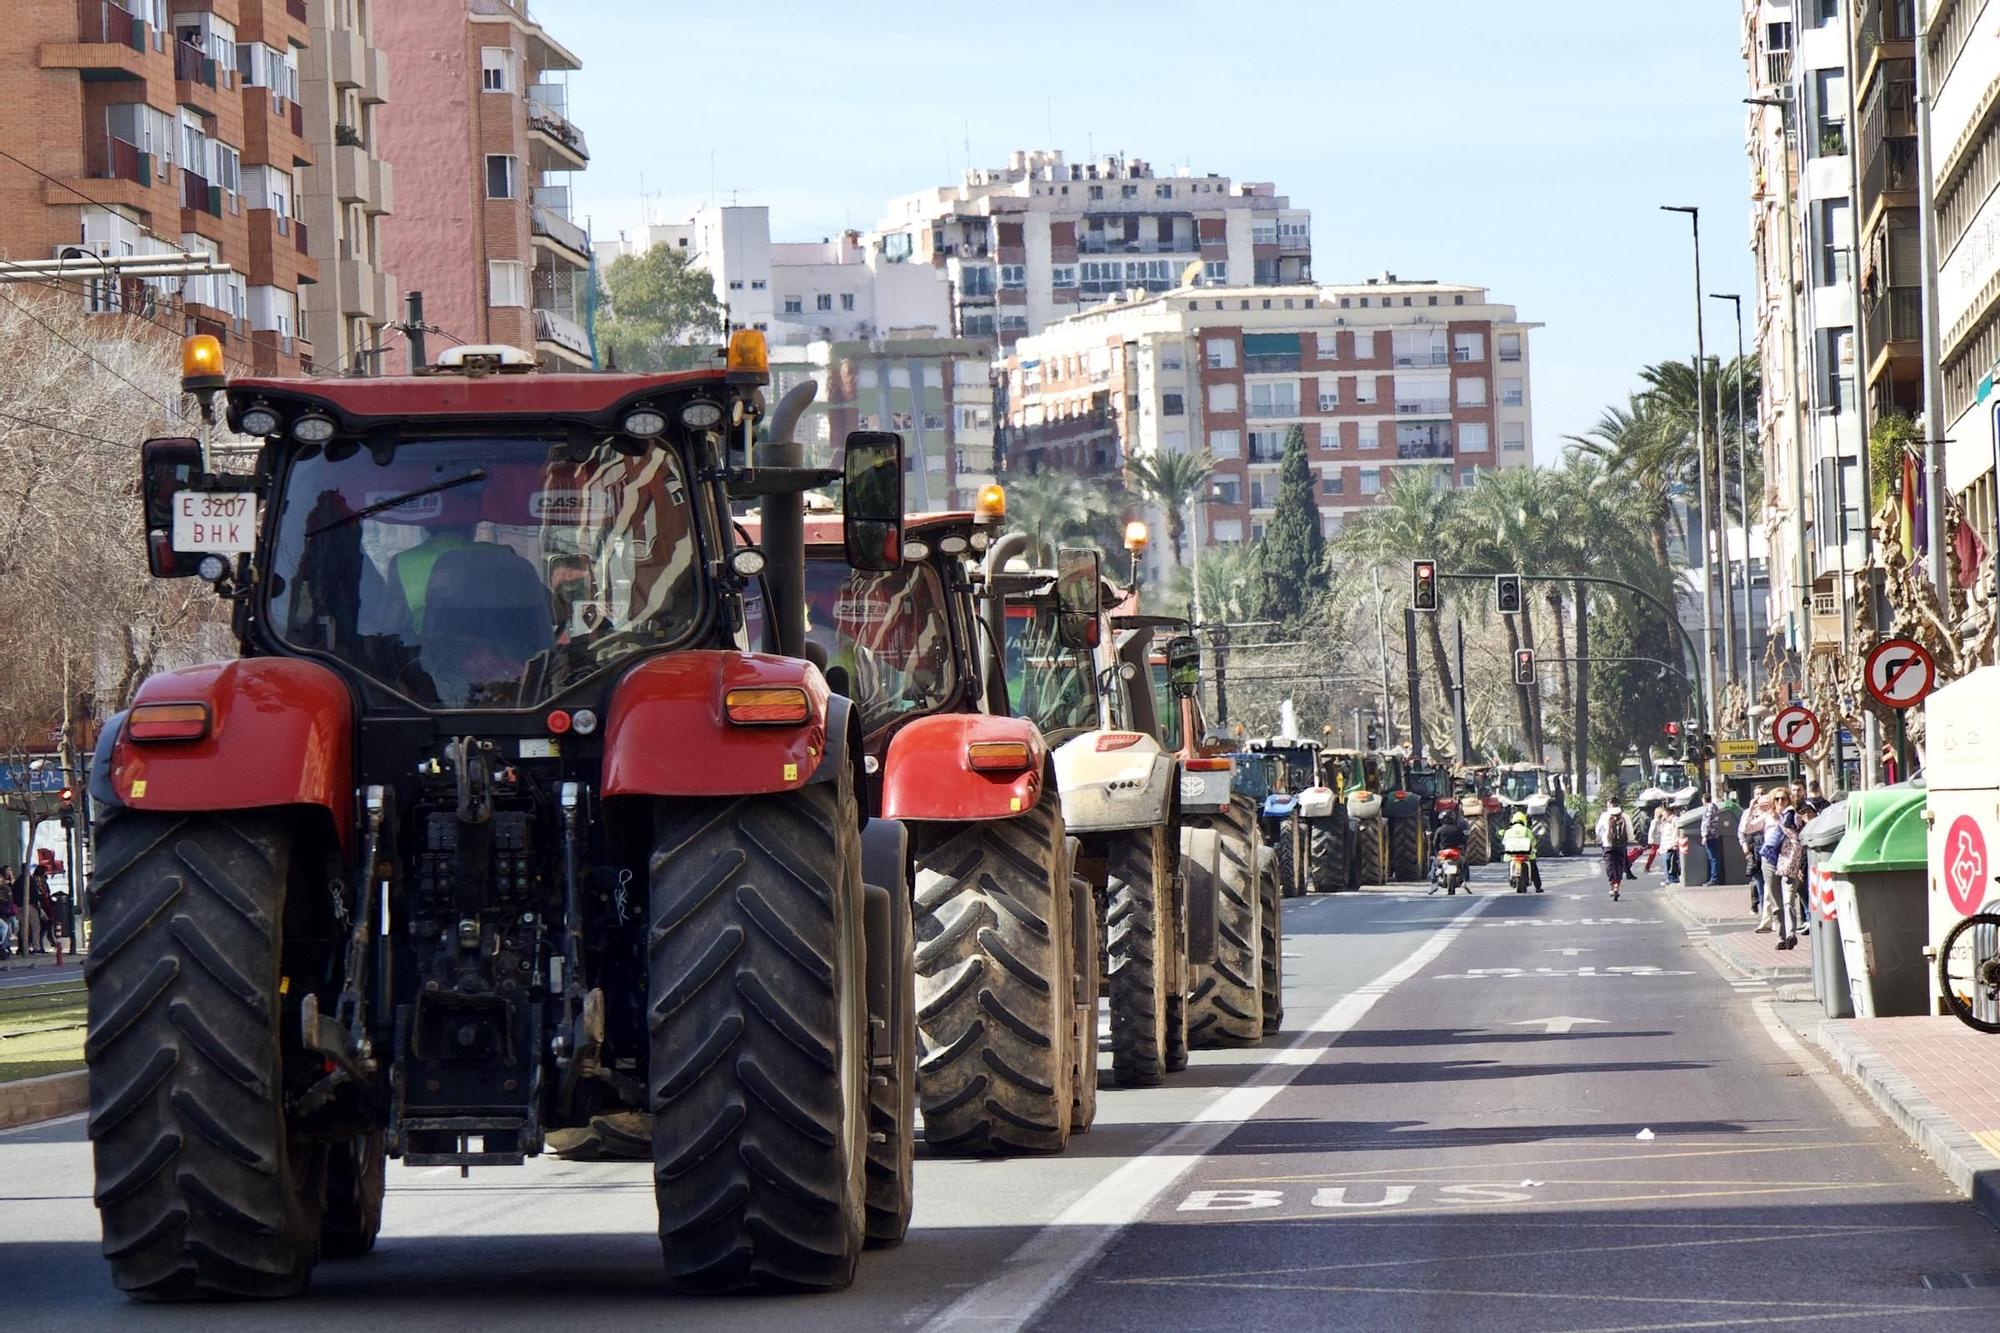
[0,285,188,421]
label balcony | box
[1394,397,1452,417]
[329,27,390,103]
[76,0,143,48]
[286,0,308,21]
[1243,354,1302,374]
[334,144,393,212]
[1396,426,1453,460]
[1393,348,1450,367]
[531,205,591,263]
[1863,134,1919,202]
[1077,235,1196,256]
[180,167,217,215]
[1246,400,1299,421]
[534,307,591,362]
[1866,286,1922,350]
[90,134,150,186]
[295,219,310,255]
[527,99,589,169]
[336,260,393,322]
[1860,0,1917,52]
[1278,232,1311,255]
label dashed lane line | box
[917,893,1496,1332]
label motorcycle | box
[1436,848,1466,896]
[1508,851,1533,893]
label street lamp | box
[1710,291,1756,699]
[1661,205,1717,764]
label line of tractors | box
[81,336,1584,1301]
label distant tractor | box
[1375,752,1429,883]
[1495,763,1580,856]
[1262,738,1345,893]
[1324,749,1387,885]
[88,334,913,1296]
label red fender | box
[111,658,355,854]
[879,714,1045,823]
[603,650,829,798]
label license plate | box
[172,491,256,553]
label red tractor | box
[87,334,912,1297]
[783,497,1098,1156]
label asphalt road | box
[5,856,1999,1331]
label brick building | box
[0,0,331,375]
[375,0,590,370]
[1001,275,1535,575]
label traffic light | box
[1412,559,1439,611]
[1513,648,1535,684]
[1366,724,1380,749]
[1663,721,1680,738]
[58,785,75,830]
[1495,573,1523,615]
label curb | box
[1801,1018,2000,1234]
[1657,885,1813,984]
[0,1069,87,1131]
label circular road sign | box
[1945,814,1989,916]
[1864,637,1937,710]
[1772,703,1820,755]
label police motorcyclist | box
[1500,809,1544,893]
[1427,807,1471,894]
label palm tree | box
[1124,449,1216,566]
[1563,395,1683,573]
[1462,466,1556,757]
[1336,469,1466,751]
[1003,470,1098,565]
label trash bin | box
[1676,802,1746,886]
[1801,800,1851,1019]
[1823,786,1931,1018]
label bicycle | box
[1937,911,2000,1034]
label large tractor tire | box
[1274,819,1302,899]
[1355,816,1388,886]
[1388,815,1424,883]
[1463,817,1490,868]
[1185,817,1262,1048]
[1259,844,1283,1035]
[649,771,871,1292]
[864,887,915,1248]
[1106,825,1174,1087]
[84,812,324,1300]
[910,789,1073,1156]
[321,1131,386,1259]
[1308,818,1345,893]
[1069,872,1100,1133]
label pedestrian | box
[1698,791,1726,887]
[1786,783,1813,934]
[1758,792,1790,941]
[29,865,58,960]
[0,871,16,959]
[1595,796,1633,901]
[1644,804,1674,875]
[1662,802,1685,884]
[1740,788,1769,916]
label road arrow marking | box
[1542,948,1592,956]
[1510,1016,1608,1034]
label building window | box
[1204,260,1228,283]
[485,154,517,199]
[1459,422,1490,452]
[1354,331,1377,359]
[1212,484,1241,509]
[1088,185,1104,200]
[1322,472,1344,496]
[1359,468,1381,495]
[1318,332,1340,360]
[1205,338,1236,369]
[1353,376,1377,405]
[783,296,802,314]
[480,47,517,93]
[1454,294,1465,305]
[1319,387,1340,412]
[1502,422,1526,451]
[1247,381,1298,419]
[728,279,744,291]
[751,279,767,290]
[1498,332,1522,362]
[1456,377,1487,407]
[1208,383,1238,413]
[1453,332,1484,362]
[1209,428,1240,458]
[999,313,1028,333]
[488,259,526,308]
[1156,183,1173,199]
[1163,392,1185,416]
[1000,264,1026,288]
[1459,466,1480,487]
[1501,378,1524,406]
[1122,183,1138,198]
[1052,265,1077,288]
[1160,347,1184,371]
[1357,421,1379,450]
[959,265,995,296]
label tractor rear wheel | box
[1185,817,1262,1047]
[1464,817,1490,867]
[648,771,871,1292]
[911,789,1073,1155]
[1388,815,1424,882]
[1308,818,1345,893]
[1274,820,1302,899]
[1106,825,1173,1087]
[321,1131,386,1259]
[1069,872,1100,1132]
[1355,817,1387,886]
[864,887,915,1248]
[85,812,323,1300]
[1259,839,1283,1034]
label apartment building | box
[1001,276,1534,575]
[770,337,996,509]
[620,205,952,348]
[874,149,1312,353]
[1929,0,2000,549]
[375,0,590,369]
[0,0,323,375]
[1854,0,1924,424]
[298,0,394,373]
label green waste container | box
[1823,785,1930,1018]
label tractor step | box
[399,1115,532,1167]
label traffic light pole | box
[1404,606,1424,766]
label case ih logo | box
[530,490,610,520]
[1946,815,1989,916]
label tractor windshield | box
[1004,602,1096,735]
[1498,769,1541,801]
[802,555,957,736]
[1148,662,1185,752]
[267,438,701,709]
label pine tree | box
[1254,425,1326,625]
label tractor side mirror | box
[141,437,209,579]
[1054,546,1101,651]
[841,430,904,573]
[1166,634,1201,696]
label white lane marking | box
[1746,997,1880,1131]
[1509,1016,1606,1034]
[919,895,1494,1332]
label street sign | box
[1772,703,1820,754]
[1864,637,1937,710]
[1722,758,1759,776]
[1718,739,1759,758]
[1944,814,1988,916]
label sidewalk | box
[1661,876,2000,1233]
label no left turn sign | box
[1773,703,1820,755]
[1864,637,1937,710]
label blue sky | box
[562,1,1755,462]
